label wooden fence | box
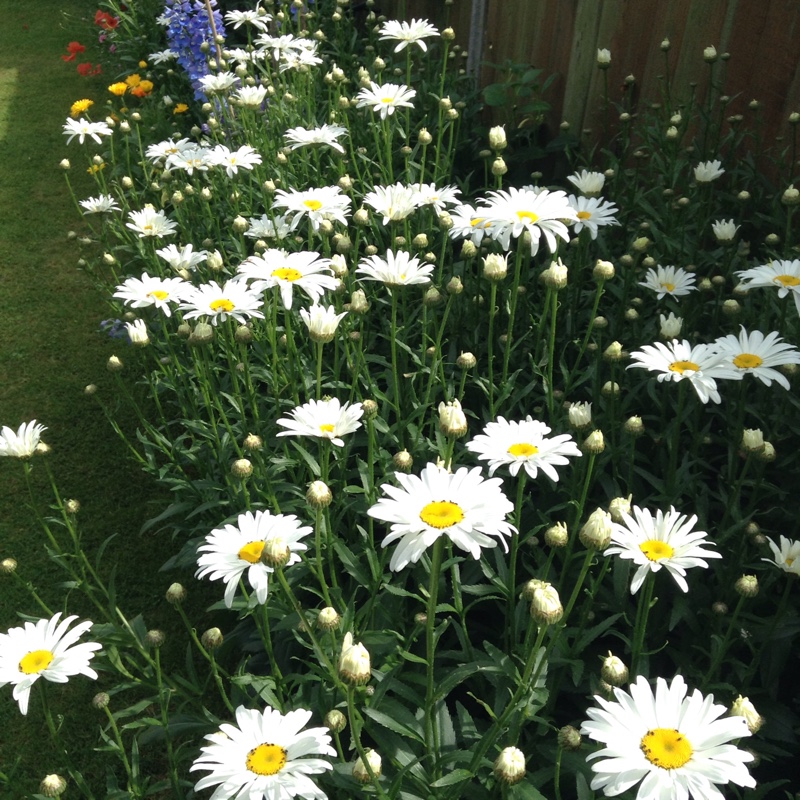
[381,0,800,158]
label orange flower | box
[61,41,85,62]
[130,80,153,98]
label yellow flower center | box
[660,282,676,292]
[147,290,169,301]
[470,217,486,227]
[143,224,153,231]
[640,539,675,562]
[786,556,795,567]
[516,210,539,224]
[303,199,323,211]
[640,728,693,770]
[319,423,335,433]
[19,649,54,675]
[775,274,800,287]
[668,360,700,374]
[380,96,394,104]
[733,353,763,369]
[246,743,287,776]
[238,540,265,564]
[420,500,465,529]
[508,442,539,458]
[210,299,235,313]
[577,210,592,220]
[272,267,303,282]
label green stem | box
[425,537,445,779]
[630,573,656,676]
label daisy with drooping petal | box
[0,420,47,459]
[232,84,269,108]
[126,206,178,238]
[378,18,440,52]
[763,535,800,575]
[62,117,113,145]
[276,398,363,447]
[300,304,348,343]
[605,505,721,594]
[414,182,462,213]
[148,48,177,65]
[581,674,755,800]
[0,613,101,715]
[567,169,605,196]
[627,339,735,404]
[284,125,348,154]
[207,144,263,179]
[156,243,208,272]
[466,416,581,482]
[481,186,577,256]
[356,249,434,287]
[225,8,271,31]
[355,81,417,119]
[79,194,120,214]
[639,265,697,299]
[198,71,240,94]
[237,250,336,309]
[279,47,323,73]
[191,705,335,799]
[736,259,800,316]
[363,183,421,225]
[694,159,725,182]
[196,510,312,608]
[567,195,620,239]
[368,462,516,571]
[713,327,800,389]
[245,214,293,241]
[179,280,265,325]
[273,186,351,231]
[113,273,189,316]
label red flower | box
[61,41,86,62]
[77,62,102,77]
[94,10,119,30]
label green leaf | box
[364,704,424,743]
[430,768,473,787]
[483,83,509,107]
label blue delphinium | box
[161,0,225,101]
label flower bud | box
[593,259,615,281]
[491,157,507,176]
[603,341,624,361]
[741,428,764,453]
[317,607,341,630]
[528,580,563,624]
[544,522,569,548]
[325,709,347,733]
[601,652,629,686]
[339,632,371,684]
[457,351,477,369]
[418,127,433,145]
[307,480,333,509]
[659,312,683,339]
[582,429,605,454]
[703,45,718,62]
[579,508,612,549]
[145,629,166,648]
[353,748,382,782]
[608,495,632,523]
[735,574,759,598]
[568,401,592,429]
[349,289,370,314]
[596,48,611,67]
[39,774,67,797]
[493,746,526,785]
[489,125,507,151]
[782,185,800,206]
[541,259,568,289]
[92,691,110,709]
[558,725,582,750]
[232,215,249,233]
[730,695,764,733]
[165,582,186,605]
[201,627,224,649]
[189,322,214,345]
[393,449,413,471]
[231,458,253,478]
[438,398,468,438]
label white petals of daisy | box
[378,18,440,52]
[763,535,800,575]
[237,249,335,309]
[207,144,262,178]
[300,304,347,343]
[276,398,363,447]
[273,186,352,231]
[694,159,725,182]
[0,420,47,459]
[113,273,188,317]
[713,327,800,389]
[605,505,721,594]
[363,183,420,225]
[356,249,434,287]
[567,169,606,196]
[156,243,208,272]
[179,280,265,325]
[63,117,113,145]
[126,206,178,238]
[639,265,697,299]
[355,81,417,119]
[284,125,348,154]
[367,462,516,571]
[79,194,120,214]
[736,259,800,316]
[568,194,620,239]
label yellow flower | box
[173,103,189,114]
[87,163,106,174]
[108,82,127,96]
[125,73,141,88]
[138,79,154,93]
[138,60,148,68]
[70,98,94,118]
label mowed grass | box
[0,2,182,793]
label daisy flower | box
[196,510,312,607]
[0,420,47,459]
[567,195,620,239]
[272,186,351,231]
[79,194,120,214]
[198,71,239,94]
[605,505,721,594]
[713,327,800,389]
[414,182,461,213]
[465,416,582,481]
[145,137,192,164]
[165,145,213,175]
[179,280,265,325]
[763,535,800,575]
[237,250,336,309]
[300,304,348,343]
[368,462,516,571]
[279,48,323,73]
[191,705,335,799]
[113,273,188,317]
[448,203,495,246]
[694,159,725,182]
[148,48,177,65]
[225,8,271,31]
[363,183,421,225]
[256,33,315,61]
[62,117,113,145]
[276,398,363,448]
[481,187,577,256]
[356,249,434,286]
[378,18,440,52]
[736,259,800,316]
[126,206,178,238]
[581,675,755,800]
[355,81,417,119]
[712,218,739,242]
[627,339,735,404]
[639,265,697,299]
[0,613,101,715]
[566,169,605,196]
[232,85,269,108]
[284,125,348,155]
[156,243,208,272]
[245,214,293,241]
[207,144,262,179]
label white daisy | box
[148,48,177,65]
[126,206,178,238]
[0,420,47,459]
[207,144,262,179]
[627,339,735,404]
[179,280,265,325]
[639,265,697,299]
[567,195,619,239]
[244,214,293,241]
[80,194,120,214]
[113,273,188,317]
[198,71,240,94]
[581,675,755,800]
[196,510,312,608]
[276,398,363,448]
[355,81,417,119]
[566,169,605,196]
[694,159,725,182]
[448,203,495,246]
[368,462,516,571]
[736,259,800,316]
[0,613,101,715]
[284,125,348,155]
[225,8,271,31]
[62,117,113,145]
[279,47,323,73]
[237,250,336,309]
[191,705,335,799]
[465,416,582,482]
[156,243,208,272]
[232,85,269,108]
[255,33,315,61]
[415,182,462,213]
[300,304,348,343]
[378,18,439,52]
[356,249,434,287]
[711,219,739,241]
[763,535,800,575]
[145,137,192,164]
[272,186,351,232]
[165,145,213,175]
[362,183,421,225]
[605,505,721,594]
[713,327,800,389]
